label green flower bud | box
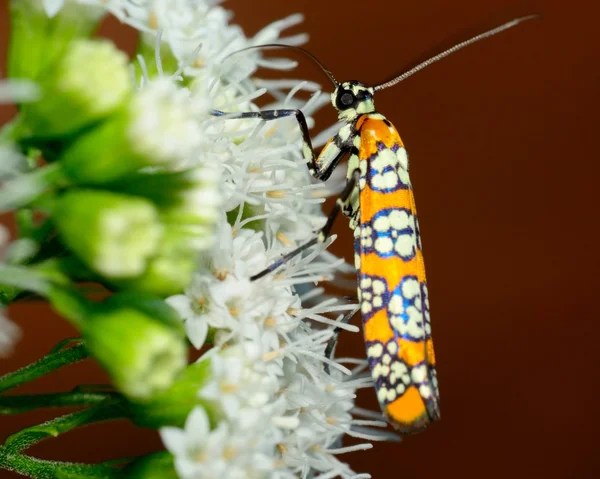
[108,167,222,226]
[20,39,131,138]
[126,360,216,429]
[82,303,188,399]
[59,79,205,184]
[158,169,221,228]
[54,190,163,279]
[8,0,105,81]
[114,227,204,296]
[122,451,177,479]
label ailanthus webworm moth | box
[214,15,537,434]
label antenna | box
[224,44,338,88]
[373,15,539,92]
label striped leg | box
[211,108,347,180]
[212,108,317,175]
[250,168,360,281]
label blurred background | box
[1,0,598,478]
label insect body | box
[217,15,537,433]
[318,82,439,433]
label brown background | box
[1,0,599,477]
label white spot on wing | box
[388,209,410,230]
[372,280,385,295]
[396,147,409,170]
[373,215,390,232]
[368,343,384,358]
[377,387,389,403]
[411,365,427,383]
[374,236,393,254]
[386,389,397,402]
[419,385,432,399]
[388,295,404,315]
[394,234,415,257]
[402,278,419,299]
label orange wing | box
[354,114,440,434]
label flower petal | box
[185,318,208,348]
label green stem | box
[0,450,121,479]
[4,402,125,453]
[0,399,127,478]
[0,343,88,393]
[0,391,118,414]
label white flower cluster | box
[41,1,389,477]
[164,219,383,479]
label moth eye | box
[356,90,371,101]
[340,92,354,106]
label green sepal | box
[99,292,186,337]
[126,360,216,429]
[58,110,149,184]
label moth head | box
[332,81,375,121]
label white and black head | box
[332,81,376,121]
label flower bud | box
[19,39,131,138]
[82,302,188,399]
[107,166,222,227]
[8,0,105,81]
[59,79,205,184]
[53,190,163,279]
[114,227,204,296]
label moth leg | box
[323,306,360,374]
[211,108,347,180]
[250,168,360,281]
